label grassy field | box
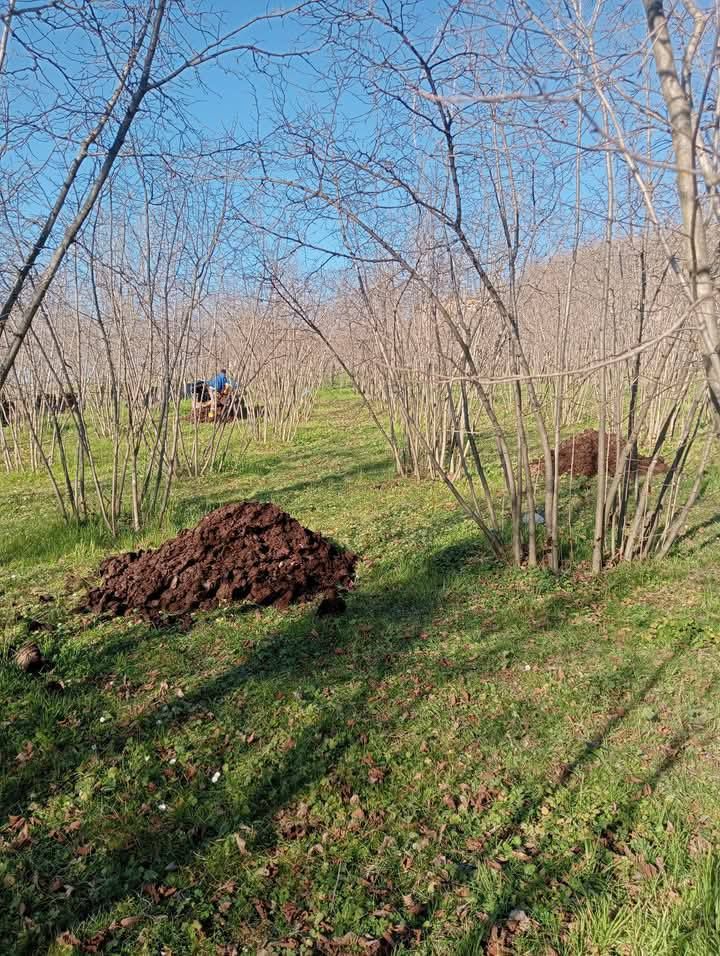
[1,388,720,955]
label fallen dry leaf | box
[635,859,659,880]
[110,916,142,929]
[15,741,34,765]
[79,931,110,953]
[402,894,425,916]
[57,931,82,948]
[11,823,32,850]
[142,883,177,904]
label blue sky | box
[175,1,624,258]
[3,0,672,294]
[181,2,326,143]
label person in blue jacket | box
[206,368,230,393]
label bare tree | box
[0,0,319,391]
[641,0,720,429]
[235,0,715,570]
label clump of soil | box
[317,593,347,617]
[83,501,357,624]
[531,429,668,479]
[190,386,260,424]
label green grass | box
[1,388,720,955]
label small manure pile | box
[192,391,249,424]
[531,429,668,478]
[83,501,357,623]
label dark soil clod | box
[24,618,48,634]
[317,594,347,617]
[82,501,357,624]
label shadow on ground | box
[2,520,709,954]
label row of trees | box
[248,0,719,570]
[1,0,718,570]
[0,173,328,529]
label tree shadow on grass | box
[674,509,720,555]
[0,537,700,954]
[0,535,494,951]
[2,529,486,811]
[445,641,718,956]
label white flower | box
[169,758,176,765]
[211,771,221,784]
[158,803,167,811]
